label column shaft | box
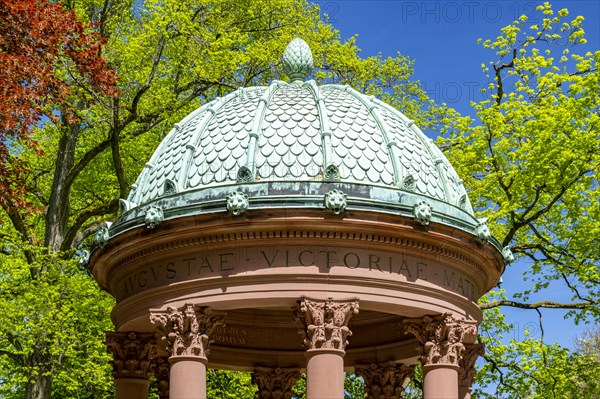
[151,304,225,399]
[169,356,207,399]
[306,350,345,399]
[402,314,478,399]
[106,331,155,399]
[423,365,459,399]
[115,378,150,399]
[294,298,359,399]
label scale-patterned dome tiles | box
[138,110,207,202]
[187,88,265,188]
[321,86,394,186]
[126,78,475,226]
[377,106,446,199]
[255,84,322,180]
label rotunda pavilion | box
[91,38,506,399]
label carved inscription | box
[212,325,248,346]
[116,246,477,301]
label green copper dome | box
[112,39,492,241]
[129,81,471,209]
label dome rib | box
[178,93,232,190]
[123,79,478,230]
[305,81,336,179]
[238,82,281,182]
[374,98,452,203]
[347,88,403,187]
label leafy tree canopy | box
[0,0,450,397]
[439,3,599,397]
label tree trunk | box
[45,122,78,252]
[26,373,52,399]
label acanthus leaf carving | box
[251,367,301,399]
[355,361,414,399]
[401,314,478,368]
[153,356,170,399]
[150,304,225,359]
[105,331,156,380]
[458,343,485,390]
[294,297,359,351]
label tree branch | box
[480,299,594,310]
[60,199,120,253]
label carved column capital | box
[106,331,156,380]
[150,304,225,360]
[251,367,301,399]
[458,343,485,395]
[401,314,478,368]
[294,297,359,351]
[355,362,414,399]
[153,356,170,399]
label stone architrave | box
[251,367,301,399]
[294,297,359,399]
[105,331,156,399]
[150,304,225,399]
[355,362,414,399]
[153,356,170,399]
[458,343,485,399]
[401,314,478,399]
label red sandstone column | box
[106,331,155,399]
[251,367,301,399]
[458,343,485,399]
[402,314,478,399]
[355,361,414,398]
[151,304,225,399]
[295,297,359,399]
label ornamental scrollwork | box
[150,304,225,359]
[294,297,359,351]
[355,362,414,399]
[105,331,156,380]
[401,314,478,368]
[459,343,485,391]
[251,367,301,399]
[153,356,170,399]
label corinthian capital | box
[294,297,359,351]
[355,362,414,399]
[251,367,301,399]
[401,314,478,368]
[150,304,225,359]
[106,331,156,379]
[459,343,485,392]
[153,356,170,399]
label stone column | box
[355,362,414,398]
[402,314,477,399]
[294,297,359,399]
[251,367,301,399]
[106,331,155,399]
[151,304,225,399]
[458,343,485,399]
[153,356,170,399]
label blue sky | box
[312,0,600,348]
